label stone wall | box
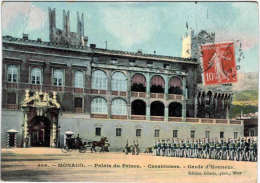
[2,111,244,151]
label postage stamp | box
[1,1,258,183]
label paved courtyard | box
[1,148,257,183]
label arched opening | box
[91,97,108,114]
[29,116,51,147]
[205,91,212,118]
[111,72,127,91]
[131,100,146,115]
[150,101,164,116]
[168,76,182,94]
[131,73,146,92]
[169,102,182,117]
[111,98,127,115]
[197,92,206,118]
[150,75,165,93]
[91,70,108,90]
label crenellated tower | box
[48,8,88,46]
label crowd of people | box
[153,137,257,162]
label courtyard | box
[1,148,257,183]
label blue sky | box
[2,2,259,73]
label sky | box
[1,1,259,73]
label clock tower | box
[181,27,215,61]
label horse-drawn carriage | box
[62,134,109,153]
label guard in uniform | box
[221,139,228,160]
[249,138,255,161]
[176,139,180,157]
[156,140,161,156]
[202,138,207,159]
[197,139,202,158]
[153,140,157,156]
[185,140,190,158]
[234,139,240,161]
[209,139,215,159]
[180,139,185,157]
[194,139,198,158]
[228,139,235,160]
[162,140,166,156]
[215,139,222,160]
[205,138,210,159]
[253,138,257,162]
[171,139,176,157]
[167,139,172,157]
[190,139,195,158]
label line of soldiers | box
[153,137,257,162]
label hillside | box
[231,89,258,118]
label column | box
[164,75,168,100]
[23,112,28,148]
[182,76,187,99]
[107,100,111,119]
[6,133,9,148]
[164,106,168,121]
[194,92,198,118]
[145,73,150,98]
[127,103,131,119]
[146,103,150,121]
[182,101,186,121]
[127,72,131,119]
[107,71,112,94]
[52,120,57,147]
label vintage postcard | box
[1,1,258,183]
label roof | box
[2,35,198,64]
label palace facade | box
[1,9,243,150]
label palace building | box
[1,9,243,150]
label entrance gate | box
[21,90,60,148]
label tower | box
[181,24,215,61]
[48,8,88,46]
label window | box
[111,72,127,91]
[116,128,122,137]
[154,129,160,137]
[75,71,84,88]
[136,129,142,137]
[74,97,83,108]
[147,61,153,65]
[111,99,127,115]
[129,59,136,63]
[173,130,178,138]
[164,64,169,68]
[234,132,238,139]
[92,70,108,90]
[205,131,210,139]
[31,68,41,84]
[91,97,108,114]
[74,97,83,113]
[7,92,16,104]
[53,69,63,86]
[190,130,195,138]
[111,58,118,64]
[95,127,101,136]
[7,65,18,82]
[250,130,255,137]
[220,131,224,139]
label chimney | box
[23,34,29,40]
[90,44,96,49]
